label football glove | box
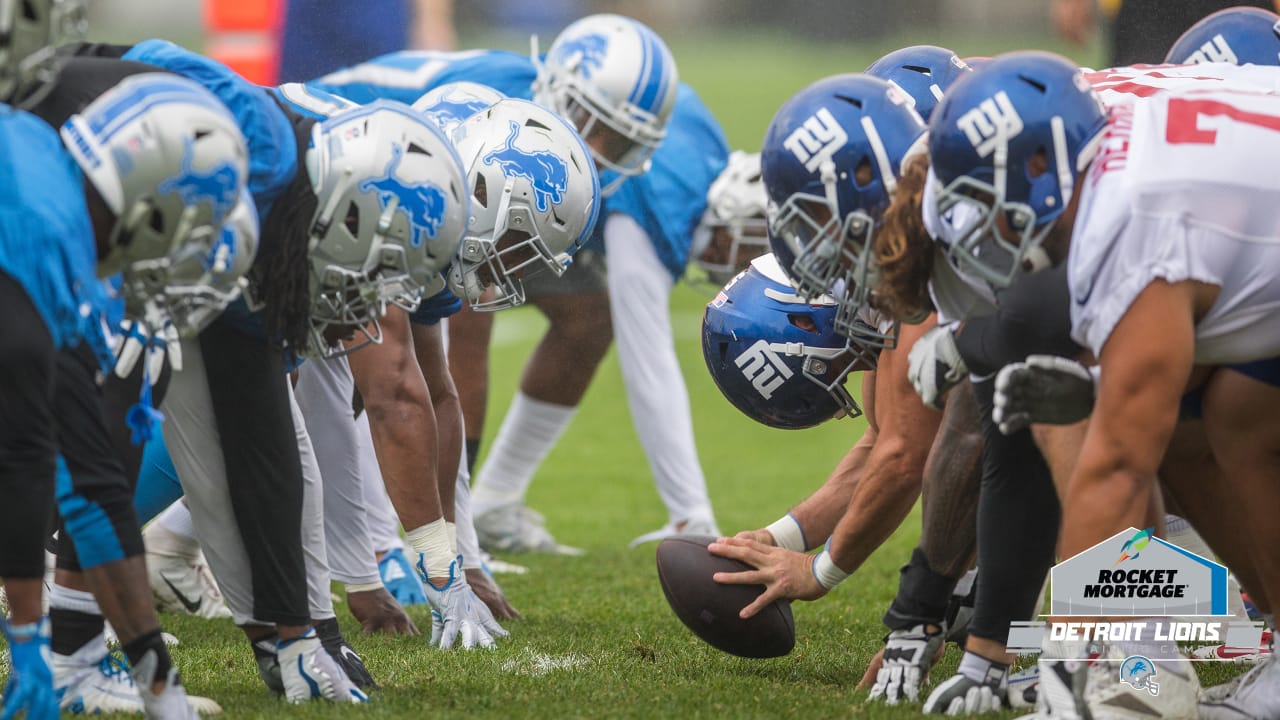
[907,323,967,409]
[869,623,945,704]
[923,672,1007,715]
[419,555,509,650]
[993,354,1095,435]
[2,618,58,720]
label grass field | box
[34,24,1250,720]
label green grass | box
[26,27,1240,719]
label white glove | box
[275,629,369,704]
[420,555,509,650]
[993,354,1095,435]
[907,323,968,409]
[923,672,1006,715]
[869,624,945,704]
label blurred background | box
[84,0,1107,151]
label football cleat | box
[56,644,220,715]
[1200,650,1280,719]
[475,503,584,556]
[628,517,721,549]
[275,629,368,704]
[1033,640,1199,719]
[479,551,529,576]
[144,523,232,619]
[1192,630,1273,664]
[314,617,378,691]
[1006,665,1040,709]
[378,547,428,606]
[132,648,221,718]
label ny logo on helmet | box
[735,339,793,399]
[1186,34,1239,64]
[556,33,609,79]
[156,138,241,224]
[956,91,1024,158]
[358,144,449,248]
[483,121,569,213]
[783,108,849,173]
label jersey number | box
[1166,97,1280,145]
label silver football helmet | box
[0,0,86,101]
[411,81,506,136]
[60,73,250,317]
[158,188,259,336]
[303,99,469,357]
[532,13,677,193]
[692,151,768,286]
[446,98,601,311]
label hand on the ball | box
[708,536,827,619]
[732,529,776,546]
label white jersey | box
[1084,63,1280,109]
[1069,88,1280,363]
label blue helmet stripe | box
[85,78,231,140]
[632,24,668,115]
[627,21,652,108]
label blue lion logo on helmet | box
[1119,655,1160,697]
[555,33,608,79]
[482,121,569,213]
[156,138,240,225]
[358,144,449,248]
[423,97,491,133]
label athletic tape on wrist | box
[405,518,454,580]
[765,514,808,552]
[344,582,384,594]
[812,540,851,590]
[446,521,457,555]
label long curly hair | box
[250,117,318,352]
[873,152,935,323]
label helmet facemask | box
[451,187,569,312]
[0,0,87,102]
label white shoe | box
[479,551,528,575]
[56,640,220,715]
[275,629,368,704]
[1035,640,1199,719]
[104,623,180,648]
[475,504,584,556]
[1007,665,1040,709]
[1200,653,1280,719]
[1192,630,1273,664]
[628,517,721,549]
[145,525,232,620]
[133,648,222,717]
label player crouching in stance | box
[2,72,249,718]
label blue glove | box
[378,548,428,606]
[2,617,58,720]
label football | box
[655,535,796,658]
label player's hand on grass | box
[422,558,509,649]
[465,568,521,621]
[868,623,945,704]
[347,586,419,635]
[707,537,827,619]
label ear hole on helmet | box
[1028,148,1049,178]
[473,174,488,208]
[788,314,819,333]
[343,202,360,235]
[854,157,874,186]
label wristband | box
[812,541,852,590]
[344,581,384,594]
[405,518,454,580]
[765,513,808,552]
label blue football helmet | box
[865,45,972,122]
[761,73,926,320]
[1165,6,1280,65]
[928,51,1107,288]
[411,81,506,136]
[702,254,878,430]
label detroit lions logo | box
[482,121,569,213]
[156,138,240,224]
[423,97,490,132]
[358,145,449,248]
[555,33,608,79]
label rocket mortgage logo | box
[1006,527,1267,667]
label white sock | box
[155,501,197,541]
[471,391,576,514]
[48,584,101,616]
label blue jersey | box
[0,107,108,352]
[122,39,299,221]
[605,84,728,279]
[278,0,410,84]
[309,49,536,104]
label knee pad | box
[55,457,144,570]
